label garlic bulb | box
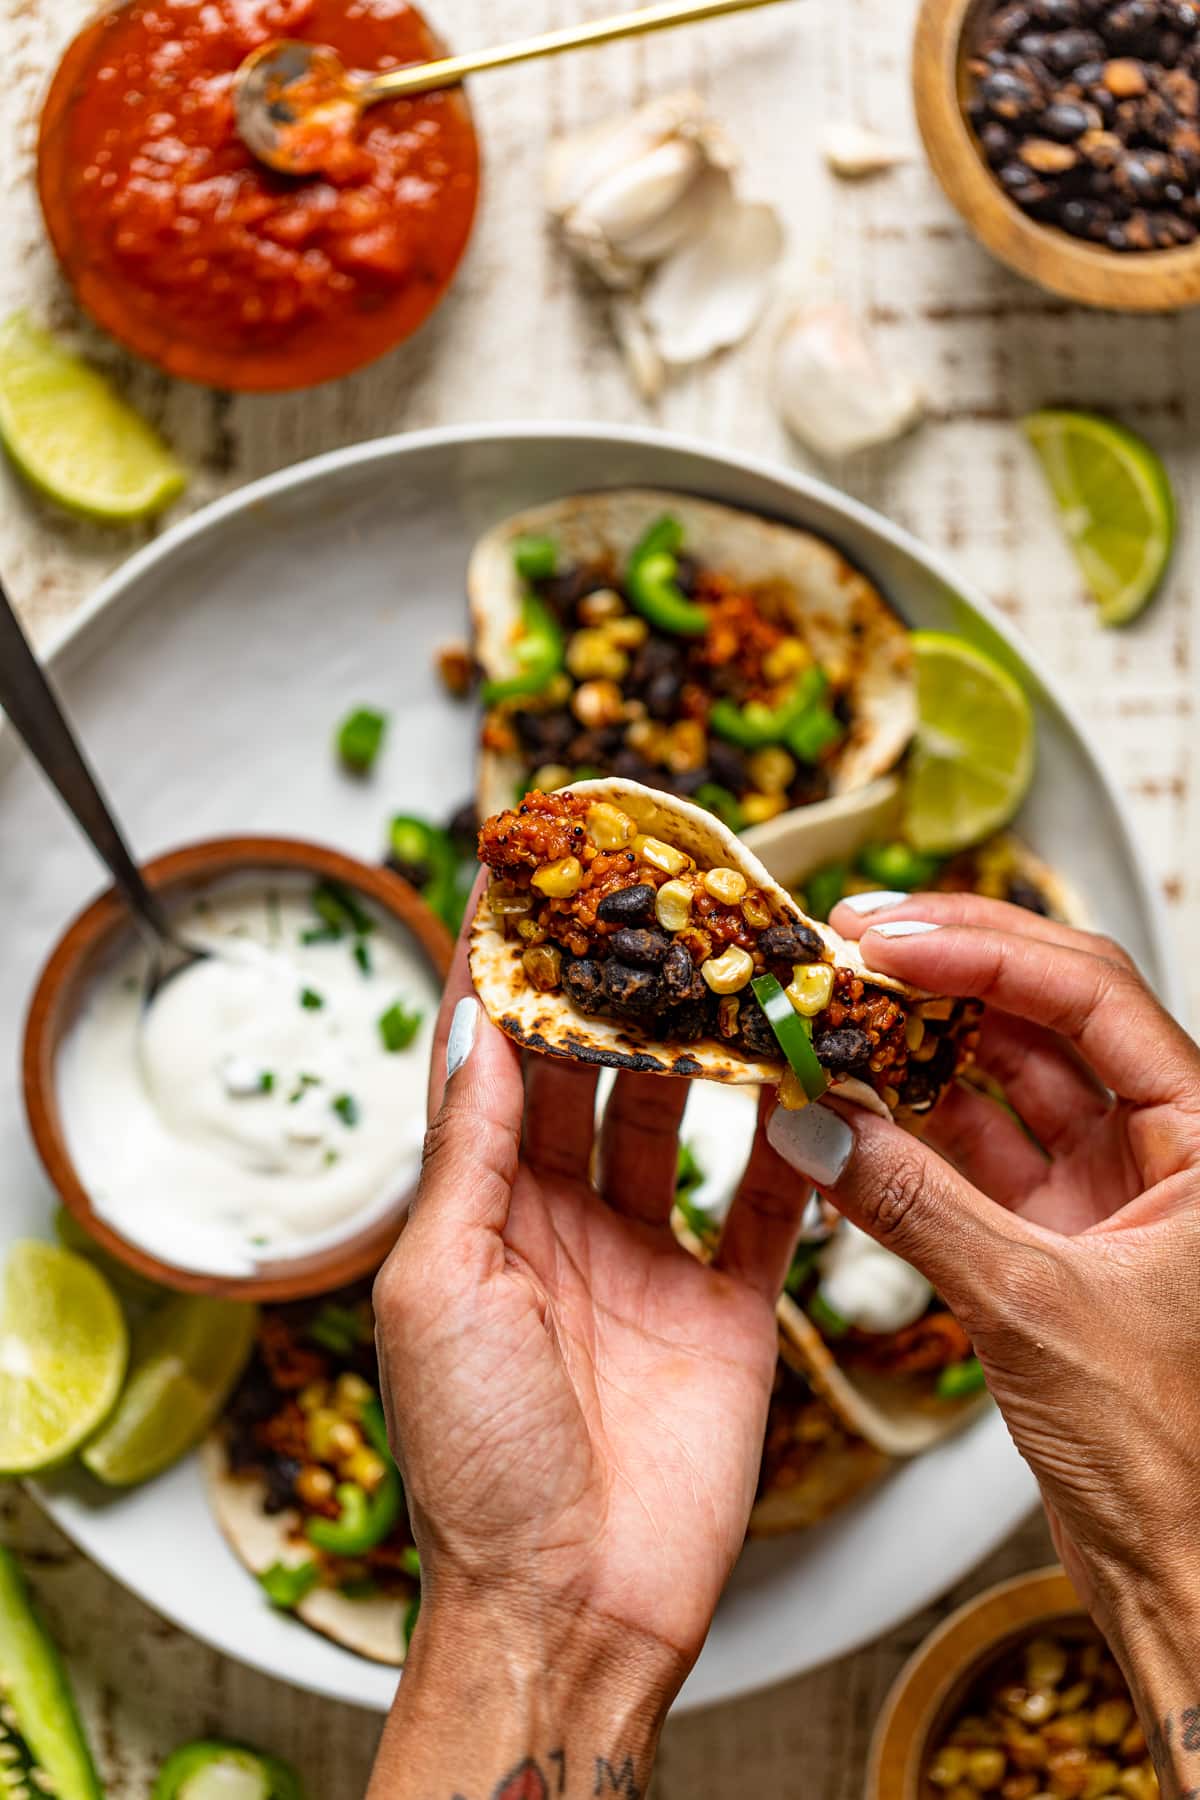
[822,122,911,180]
[774,305,925,459]
[547,93,783,392]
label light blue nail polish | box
[870,920,941,939]
[768,1103,854,1187]
[446,997,479,1078]
[838,890,910,916]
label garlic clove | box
[581,136,710,249]
[617,161,734,265]
[773,304,925,458]
[642,193,784,366]
[611,294,666,402]
[822,122,911,179]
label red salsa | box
[38,0,480,390]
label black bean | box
[597,883,657,926]
[1045,26,1106,66]
[812,1026,873,1075]
[263,1457,302,1515]
[759,922,827,964]
[563,957,608,1013]
[602,959,663,1014]
[386,853,432,889]
[673,555,701,597]
[707,739,749,792]
[981,66,1041,115]
[1040,97,1093,134]
[446,801,478,847]
[999,159,1050,197]
[1034,0,1081,23]
[738,995,780,1058]
[514,708,574,758]
[666,999,712,1043]
[609,926,672,967]
[645,670,682,720]
[1006,876,1052,914]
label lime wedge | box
[1024,410,1174,626]
[0,1242,127,1475]
[0,312,186,522]
[82,1295,258,1487]
[904,632,1035,856]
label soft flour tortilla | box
[748,1428,890,1537]
[202,1437,408,1667]
[469,776,945,1117]
[469,489,916,818]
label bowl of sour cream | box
[23,837,454,1299]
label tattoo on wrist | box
[454,1748,643,1800]
[1148,1709,1200,1800]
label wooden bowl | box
[23,836,454,1302]
[913,0,1200,311]
[867,1566,1089,1800]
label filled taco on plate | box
[751,1351,890,1535]
[205,1293,418,1668]
[470,490,915,825]
[470,779,980,1123]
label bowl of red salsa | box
[38,0,480,391]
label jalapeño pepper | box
[305,1398,403,1558]
[153,1739,305,1800]
[710,666,843,762]
[387,816,460,929]
[856,841,944,892]
[625,516,710,637]
[480,593,565,705]
[936,1356,987,1400]
[751,974,830,1103]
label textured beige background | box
[0,0,1191,1791]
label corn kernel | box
[309,1410,362,1462]
[882,1085,901,1111]
[298,1382,328,1415]
[627,719,665,755]
[655,880,694,933]
[1016,1690,1057,1726]
[1057,1684,1091,1717]
[566,628,628,682]
[523,943,563,992]
[763,636,812,683]
[778,1069,810,1110]
[717,995,741,1038]
[1027,1640,1069,1690]
[516,917,546,943]
[488,881,533,918]
[539,672,573,709]
[606,615,649,648]
[921,996,957,1022]
[531,763,572,792]
[532,856,583,899]
[586,803,637,850]
[341,1447,389,1493]
[968,1751,1007,1791]
[578,587,625,625]
[786,961,834,1017]
[1091,1702,1133,1748]
[703,866,749,905]
[929,1750,970,1788]
[296,1465,336,1508]
[742,892,772,930]
[905,1012,927,1052]
[334,1372,373,1417]
[1082,1764,1121,1800]
[635,835,688,877]
[701,945,754,994]
[666,719,707,773]
[748,746,797,796]
[741,792,787,825]
[1115,1767,1157,1800]
[572,679,625,729]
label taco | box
[470,779,980,1123]
[205,1294,417,1668]
[750,1351,890,1536]
[469,490,915,826]
[777,1225,987,1458]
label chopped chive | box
[288,1074,322,1103]
[259,1560,319,1610]
[379,1000,423,1053]
[313,880,373,937]
[300,987,325,1011]
[336,706,388,775]
[259,1072,276,1094]
[323,1148,340,1167]
[353,938,372,976]
[301,925,342,946]
[308,1303,363,1355]
[332,1093,359,1128]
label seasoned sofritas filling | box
[481,517,859,828]
[478,790,978,1113]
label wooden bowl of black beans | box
[913,0,1200,310]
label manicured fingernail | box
[869,920,941,939]
[446,997,479,1078]
[838,890,910,916]
[768,1103,854,1187]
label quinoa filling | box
[478,789,979,1113]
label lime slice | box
[82,1294,257,1487]
[0,312,186,522]
[904,632,1035,856]
[1024,409,1174,626]
[0,1242,127,1475]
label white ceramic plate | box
[0,425,1177,1716]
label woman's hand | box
[368,926,811,1800]
[769,892,1200,1799]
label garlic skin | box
[774,305,926,460]
[547,92,783,388]
[822,122,911,180]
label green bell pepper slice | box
[856,842,944,891]
[808,1290,850,1340]
[480,593,565,705]
[512,534,559,583]
[0,1548,103,1800]
[711,666,842,762]
[693,783,746,834]
[153,1739,305,1800]
[257,1560,319,1612]
[625,516,710,637]
[305,1399,403,1557]
[388,815,462,930]
[751,973,830,1104]
[803,862,847,924]
[336,706,388,775]
[936,1356,987,1400]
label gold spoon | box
[236,0,796,176]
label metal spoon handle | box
[363,0,794,99]
[0,583,173,942]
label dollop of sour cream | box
[816,1223,933,1335]
[58,878,438,1277]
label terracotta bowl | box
[867,1567,1091,1800]
[23,836,454,1302]
[913,0,1200,311]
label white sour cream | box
[816,1223,933,1334]
[58,877,438,1277]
